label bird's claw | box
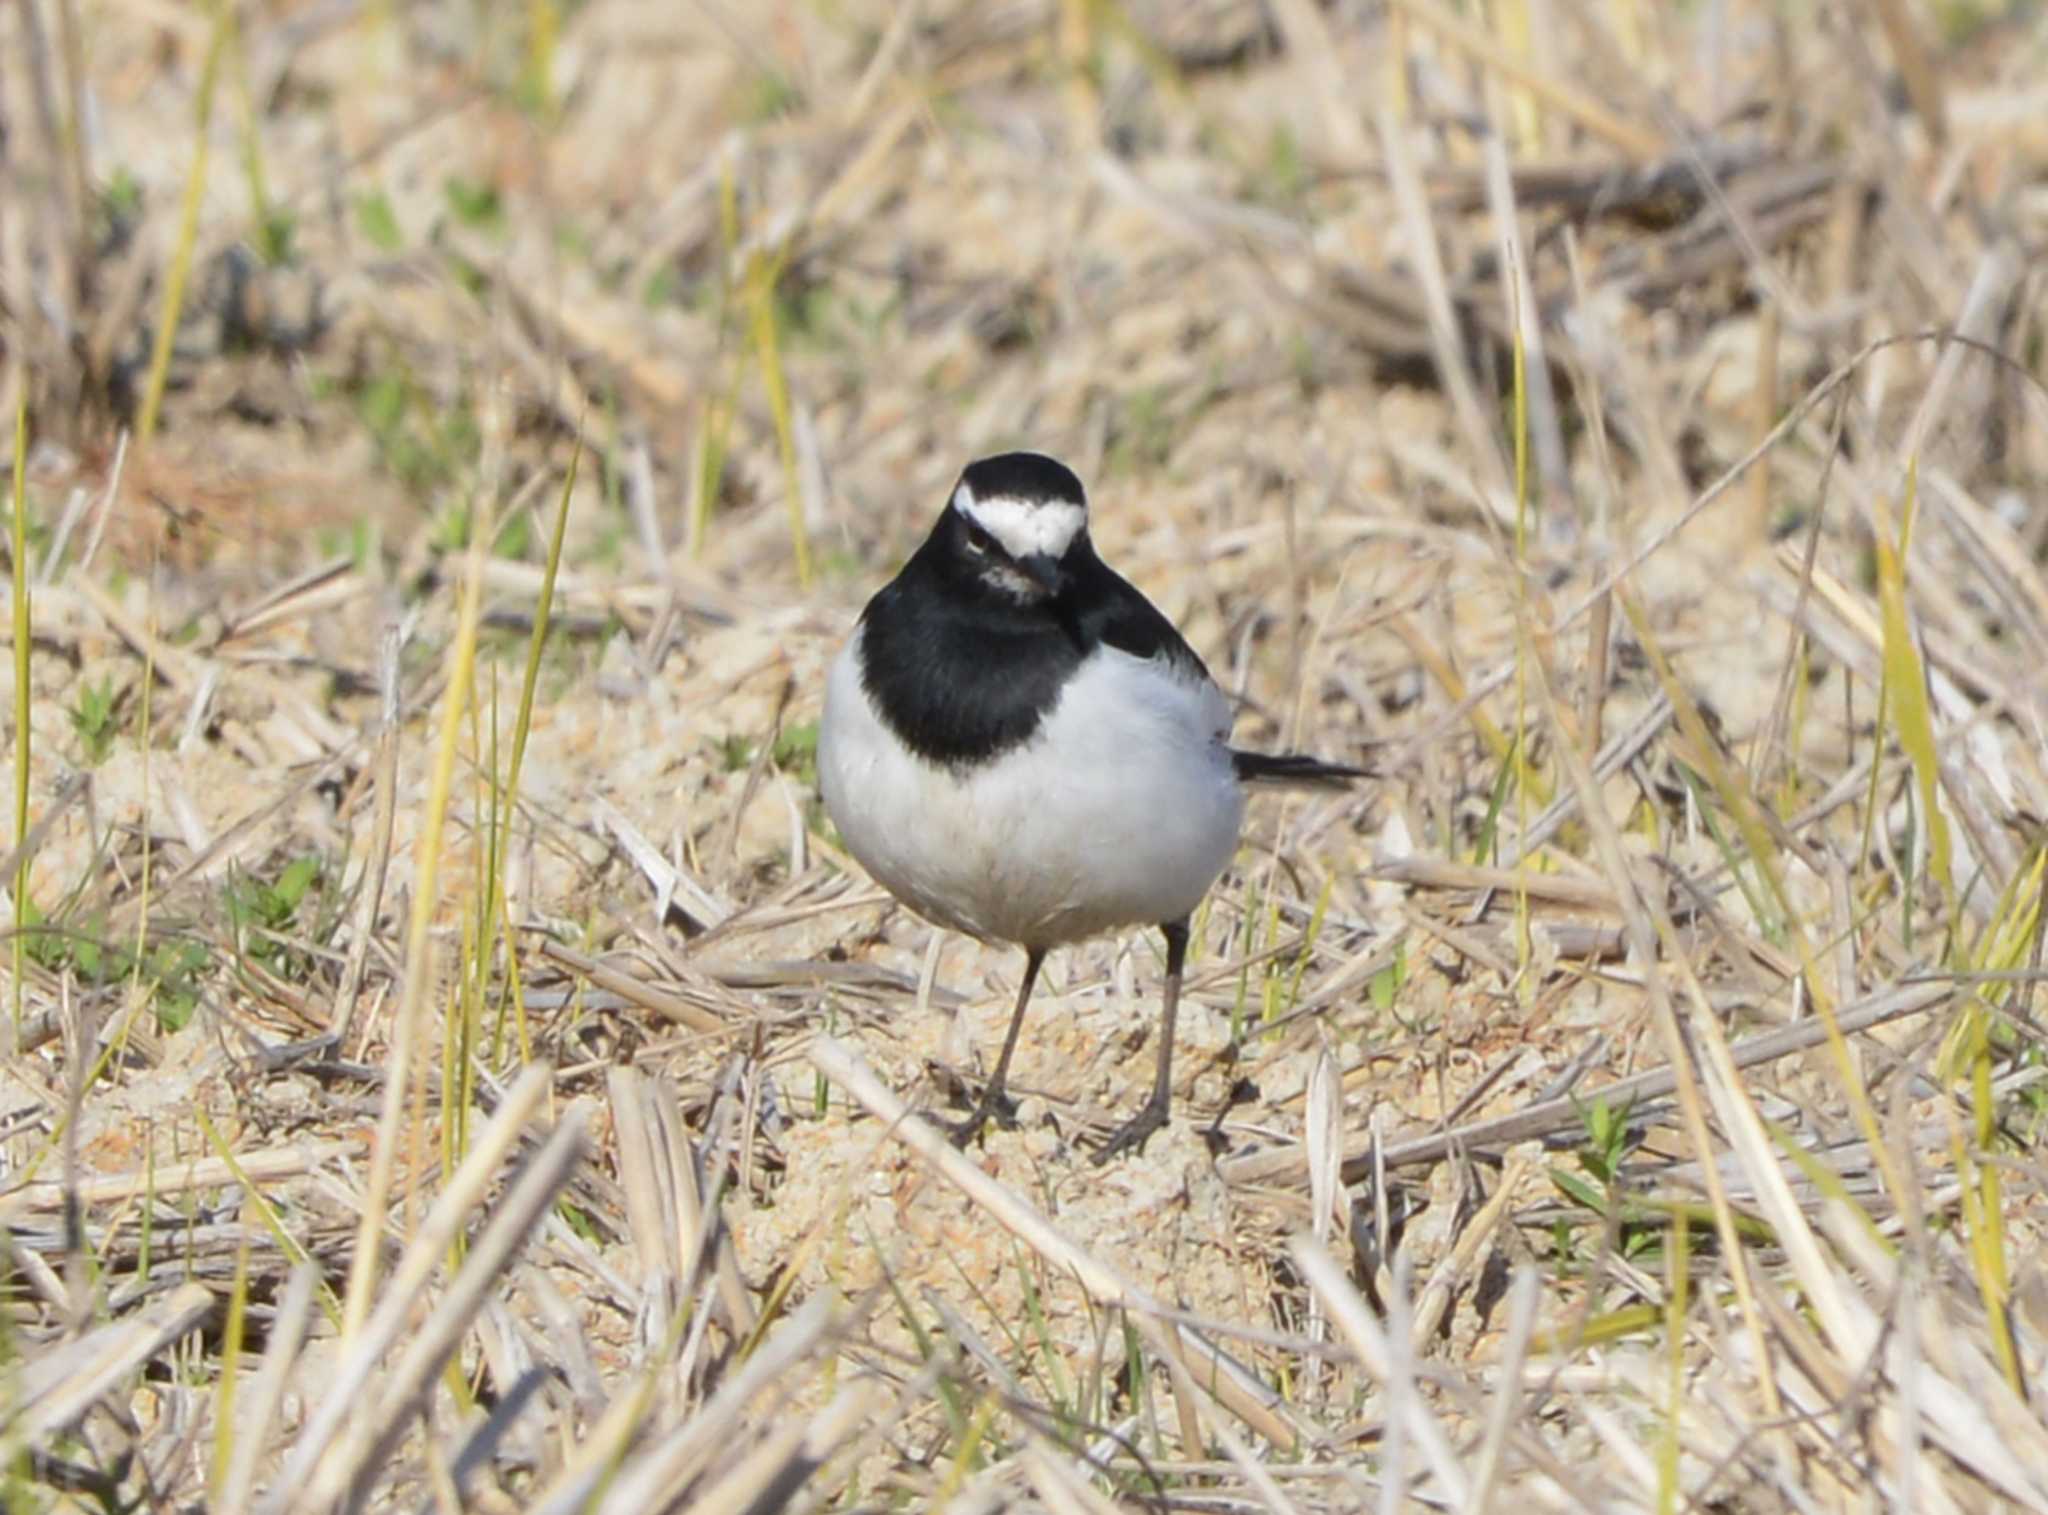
[1091,1097,1170,1165]
[936,1088,1018,1148]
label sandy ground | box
[6,1,2048,1508]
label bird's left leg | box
[1092,917,1189,1163]
[941,945,1045,1146]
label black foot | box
[1091,1097,1170,1165]
[936,1088,1018,1149]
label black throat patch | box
[857,515,1212,770]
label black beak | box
[1017,552,1065,595]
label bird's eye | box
[965,526,995,556]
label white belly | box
[818,628,1245,949]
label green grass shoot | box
[136,0,232,446]
[10,392,28,1038]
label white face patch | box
[954,482,1087,563]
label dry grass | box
[4,0,2048,1509]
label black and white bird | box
[819,452,1365,1161]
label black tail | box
[1231,750,1371,789]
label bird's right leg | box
[1092,917,1188,1163]
[942,946,1045,1146]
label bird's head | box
[939,451,1089,603]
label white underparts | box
[818,628,1244,949]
